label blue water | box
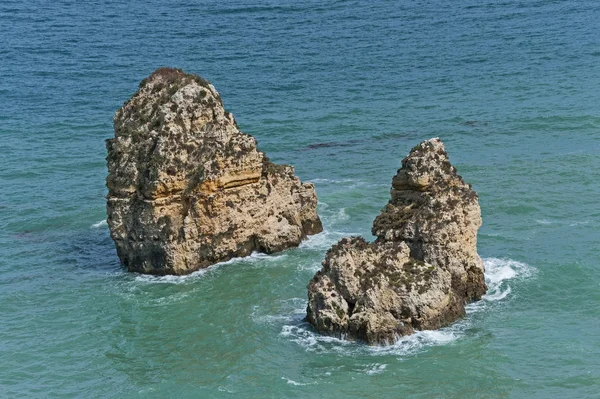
[1,1,599,397]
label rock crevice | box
[106,68,322,275]
[306,138,486,344]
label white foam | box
[299,230,353,251]
[239,252,288,263]
[282,377,317,386]
[297,260,324,273]
[535,219,553,225]
[363,364,387,375]
[281,325,349,350]
[280,323,458,357]
[91,219,107,228]
[482,257,534,303]
[484,286,511,301]
[132,252,287,284]
[366,328,459,356]
[252,298,310,326]
[134,268,211,284]
[333,208,350,221]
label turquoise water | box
[1,0,599,397]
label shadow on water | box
[298,131,415,152]
[300,139,363,150]
[51,224,123,275]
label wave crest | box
[482,257,534,303]
[91,219,107,228]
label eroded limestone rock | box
[106,68,322,275]
[307,138,486,344]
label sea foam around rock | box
[279,257,535,357]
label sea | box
[1,1,599,398]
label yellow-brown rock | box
[106,68,322,275]
[306,138,486,344]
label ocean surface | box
[1,0,599,397]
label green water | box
[1,0,599,397]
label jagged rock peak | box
[387,138,463,192]
[306,138,486,345]
[106,67,323,275]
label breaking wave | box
[480,257,534,304]
[299,230,353,252]
[90,219,107,228]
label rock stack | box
[306,138,486,344]
[106,68,322,275]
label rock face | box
[306,138,486,344]
[106,68,322,275]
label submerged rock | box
[306,138,486,344]
[106,68,322,275]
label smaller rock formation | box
[106,68,322,275]
[306,138,486,344]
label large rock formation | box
[106,68,322,275]
[306,138,486,344]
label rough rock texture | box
[306,138,486,344]
[106,68,322,275]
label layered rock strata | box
[106,68,322,275]
[306,138,486,344]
